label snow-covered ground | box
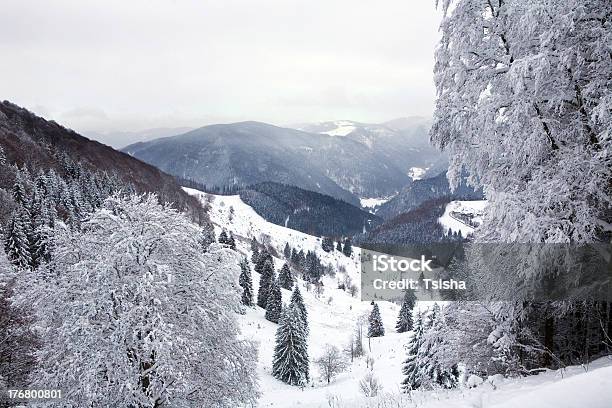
[408,166,427,180]
[185,188,611,408]
[439,200,487,236]
[360,196,394,213]
[318,121,357,137]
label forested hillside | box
[0,101,207,225]
[239,182,382,237]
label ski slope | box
[185,188,611,408]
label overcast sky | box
[0,0,441,135]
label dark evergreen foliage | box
[265,276,282,324]
[396,290,416,333]
[257,259,275,308]
[239,258,254,307]
[272,304,309,386]
[278,263,294,290]
[368,303,385,338]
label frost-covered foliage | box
[432,0,611,244]
[265,275,282,324]
[278,263,294,290]
[239,257,254,307]
[0,251,38,405]
[20,194,258,407]
[432,0,612,370]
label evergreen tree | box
[283,242,291,259]
[402,311,425,392]
[396,290,416,333]
[255,249,272,274]
[0,145,6,166]
[421,305,458,389]
[228,232,236,250]
[239,258,254,307]
[251,237,260,264]
[12,169,28,207]
[289,285,309,335]
[368,303,385,338]
[218,229,228,245]
[257,259,275,308]
[336,240,342,252]
[199,226,215,253]
[272,304,309,386]
[4,210,31,270]
[265,275,282,323]
[278,263,294,290]
[321,236,333,252]
[342,237,352,257]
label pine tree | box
[199,226,215,253]
[290,285,309,335]
[283,242,291,260]
[342,238,352,257]
[368,303,385,338]
[278,263,294,290]
[255,249,272,274]
[272,304,309,386]
[321,237,333,253]
[4,210,31,270]
[396,290,416,333]
[228,232,236,250]
[251,237,260,264]
[239,258,254,307]
[0,145,6,166]
[402,311,425,392]
[218,229,228,245]
[336,240,342,252]
[265,276,282,324]
[257,259,274,308]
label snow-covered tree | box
[315,344,348,384]
[283,242,291,259]
[265,275,282,324]
[432,0,612,369]
[198,225,215,253]
[272,304,309,386]
[368,303,385,338]
[0,250,37,396]
[218,229,229,245]
[239,257,254,307]
[336,240,342,252]
[4,210,31,270]
[321,237,334,253]
[278,263,294,290]
[250,237,260,264]
[227,232,236,250]
[402,311,425,392]
[21,194,259,407]
[396,290,416,333]
[342,238,352,257]
[290,285,309,335]
[257,259,275,308]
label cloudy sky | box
[0,0,441,136]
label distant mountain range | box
[122,119,447,205]
[85,127,194,149]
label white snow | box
[360,196,394,212]
[184,188,611,408]
[319,121,357,137]
[439,200,487,236]
[408,167,427,180]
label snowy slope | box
[185,188,611,408]
[439,200,487,236]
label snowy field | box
[185,189,611,408]
[439,200,487,236]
